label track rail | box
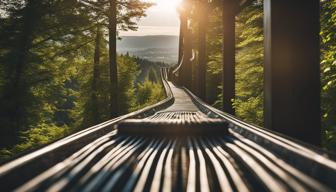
[0,68,336,192]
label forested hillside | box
[117,36,179,64]
[0,0,166,161]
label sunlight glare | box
[147,0,182,10]
[121,0,182,36]
[158,0,182,8]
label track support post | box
[222,0,237,114]
[264,0,321,145]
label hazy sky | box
[120,0,181,36]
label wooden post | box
[177,13,184,73]
[264,0,321,145]
[198,0,208,101]
[178,5,188,86]
[179,0,192,89]
[183,27,193,90]
[222,0,236,114]
[171,14,185,82]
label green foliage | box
[12,124,69,152]
[0,0,155,160]
[77,52,163,126]
[321,0,336,151]
[135,78,165,110]
[0,124,69,162]
[234,4,264,126]
[148,67,158,82]
[200,0,336,151]
[0,0,92,147]
[74,42,108,128]
[196,3,264,126]
[117,55,140,114]
[0,54,166,161]
[133,57,166,83]
[80,0,153,32]
[205,7,223,105]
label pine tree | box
[0,0,95,147]
[80,0,152,117]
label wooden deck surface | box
[161,82,199,112]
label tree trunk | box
[109,0,118,118]
[197,0,208,101]
[222,0,236,115]
[91,24,101,124]
[0,0,41,147]
[13,0,38,123]
[178,24,184,66]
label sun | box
[159,0,182,8]
[149,0,183,9]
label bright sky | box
[120,0,182,36]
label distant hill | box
[118,35,179,50]
[117,35,179,64]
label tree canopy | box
[0,0,165,160]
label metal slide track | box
[0,69,336,192]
